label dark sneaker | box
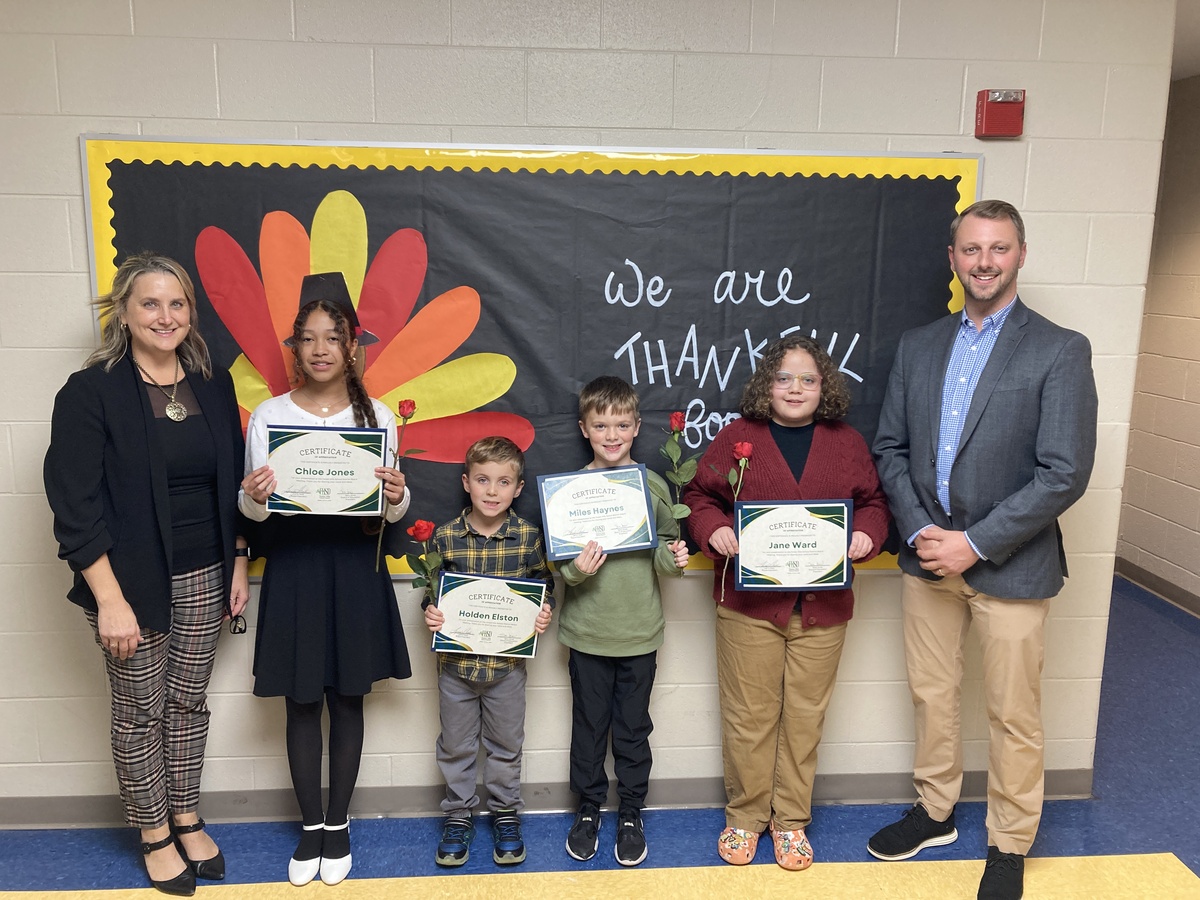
[867,803,958,861]
[565,801,601,861]
[978,846,1024,899]
[435,815,474,867]
[614,808,647,867]
[491,810,526,865]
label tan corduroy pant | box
[901,572,1050,855]
[715,604,847,833]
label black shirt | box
[146,379,222,574]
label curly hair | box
[739,335,851,422]
[290,299,377,429]
[86,252,212,377]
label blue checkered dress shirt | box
[932,299,1016,555]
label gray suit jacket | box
[873,298,1098,600]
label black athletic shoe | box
[565,802,601,861]
[977,846,1024,899]
[491,810,526,865]
[614,808,647,867]
[435,815,474,867]
[867,803,958,861]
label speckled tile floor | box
[1,576,1197,896]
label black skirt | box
[252,514,412,702]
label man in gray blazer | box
[868,200,1097,900]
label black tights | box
[285,690,365,828]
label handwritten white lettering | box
[714,267,809,307]
[615,326,864,387]
[604,259,672,308]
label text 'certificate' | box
[432,572,547,658]
[266,425,387,516]
[536,464,657,562]
[735,500,852,590]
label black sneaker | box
[565,801,601,861]
[491,810,526,865]
[435,815,474,867]
[978,846,1024,899]
[867,803,958,861]
[614,808,647,867]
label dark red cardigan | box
[683,418,890,629]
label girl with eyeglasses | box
[683,335,890,873]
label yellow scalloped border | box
[84,137,978,313]
[83,137,979,576]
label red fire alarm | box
[975,89,1025,139]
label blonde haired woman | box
[45,253,250,896]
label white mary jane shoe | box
[319,820,352,885]
[288,821,324,886]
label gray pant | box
[436,664,527,815]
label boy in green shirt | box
[557,377,689,866]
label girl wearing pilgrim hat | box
[239,272,413,886]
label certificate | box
[432,572,547,658]
[266,425,388,515]
[735,500,853,590]
[536,465,658,562]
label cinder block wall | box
[0,0,1174,821]
[1118,73,1200,610]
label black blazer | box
[44,353,247,634]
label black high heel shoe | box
[173,817,226,881]
[141,834,196,897]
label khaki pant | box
[715,604,846,832]
[901,572,1050,855]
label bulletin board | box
[83,137,979,566]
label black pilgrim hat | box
[284,272,379,346]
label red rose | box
[733,441,753,461]
[669,411,686,433]
[397,399,417,420]
[407,519,435,542]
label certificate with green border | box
[432,572,547,658]
[266,425,388,515]
[536,464,658,562]
[735,500,852,590]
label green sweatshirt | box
[556,468,681,656]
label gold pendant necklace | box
[304,389,347,417]
[134,354,188,422]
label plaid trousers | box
[86,561,227,829]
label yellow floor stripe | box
[3,854,1197,899]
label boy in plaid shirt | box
[424,436,554,867]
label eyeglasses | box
[773,371,821,389]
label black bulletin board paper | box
[84,140,978,565]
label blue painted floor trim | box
[2,576,1196,890]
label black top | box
[44,354,247,634]
[146,379,222,574]
[769,419,816,481]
